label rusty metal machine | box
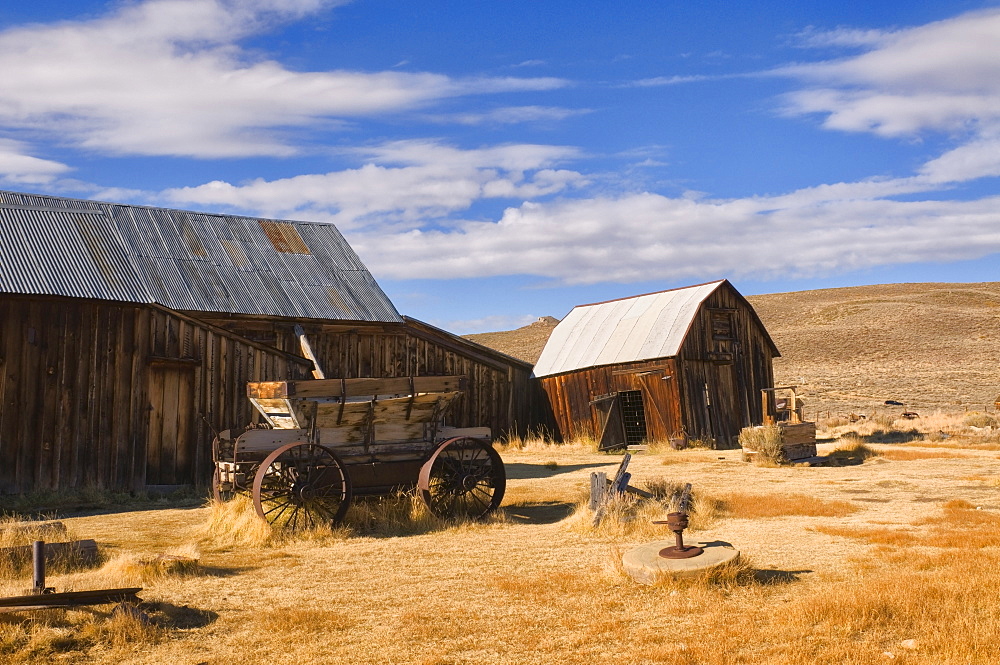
[212,375,505,529]
[653,483,703,559]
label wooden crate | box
[779,422,817,459]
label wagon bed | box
[212,376,505,529]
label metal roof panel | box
[532,281,725,377]
[0,190,401,322]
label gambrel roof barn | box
[533,280,779,449]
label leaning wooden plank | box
[606,479,654,499]
[0,587,142,611]
[294,324,326,379]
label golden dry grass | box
[717,492,860,518]
[877,448,965,461]
[3,432,1000,664]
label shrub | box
[964,413,997,428]
[871,413,897,429]
[738,424,784,464]
[827,440,880,465]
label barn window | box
[708,308,735,364]
[619,390,647,446]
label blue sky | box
[1,0,999,333]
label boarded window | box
[708,309,735,364]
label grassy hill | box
[465,282,1000,419]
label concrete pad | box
[622,540,740,584]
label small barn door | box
[591,394,626,451]
[146,363,196,486]
[635,372,681,442]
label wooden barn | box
[532,280,779,449]
[0,190,531,494]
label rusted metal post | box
[653,484,704,559]
[32,541,45,594]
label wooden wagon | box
[211,375,505,529]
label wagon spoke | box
[254,442,352,530]
[418,437,506,520]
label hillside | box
[748,282,1000,416]
[464,282,1000,418]
[464,316,560,364]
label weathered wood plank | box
[0,587,141,611]
[247,376,466,399]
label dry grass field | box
[3,282,1000,664]
[3,412,1000,664]
[748,282,1000,418]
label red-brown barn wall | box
[536,358,682,442]
[0,295,308,493]
[675,284,777,446]
[535,283,777,446]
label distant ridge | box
[463,316,560,364]
[464,282,1000,416]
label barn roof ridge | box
[532,280,777,378]
[576,279,728,309]
[0,188,402,323]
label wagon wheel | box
[252,442,352,530]
[418,437,506,519]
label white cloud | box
[918,135,1000,183]
[630,74,715,87]
[0,139,71,184]
[348,189,1000,285]
[161,140,587,227]
[0,0,566,158]
[793,26,892,49]
[440,106,590,126]
[781,8,1000,145]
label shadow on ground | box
[140,601,219,629]
[754,569,812,585]
[504,462,612,480]
[864,429,923,444]
[503,501,576,524]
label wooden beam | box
[294,324,326,379]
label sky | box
[1,0,999,333]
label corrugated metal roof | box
[0,190,402,323]
[532,281,725,377]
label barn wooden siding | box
[0,295,308,493]
[672,284,776,447]
[536,358,682,442]
[197,315,534,439]
[536,283,776,447]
